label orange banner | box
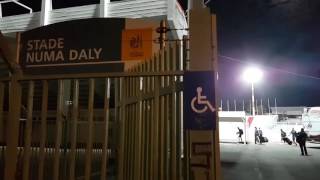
[121,28,153,61]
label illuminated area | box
[242,66,263,84]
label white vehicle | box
[302,107,320,142]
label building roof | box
[0,0,187,39]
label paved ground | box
[220,142,320,180]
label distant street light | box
[242,67,263,116]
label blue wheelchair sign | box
[184,71,216,130]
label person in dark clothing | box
[296,128,308,156]
[254,127,259,144]
[258,128,263,144]
[291,128,297,145]
[280,129,286,143]
[237,127,243,143]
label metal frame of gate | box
[0,41,185,180]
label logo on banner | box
[121,28,153,61]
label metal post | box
[99,0,110,17]
[4,76,22,180]
[53,80,64,180]
[159,20,166,50]
[260,99,263,115]
[38,80,48,180]
[40,0,52,26]
[227,99,229,112]
[68,80,79,180]
[268,98,271,115]
[22,81,34,180]
[275,98,278,114]
[0,4,2,18]
[242,100,245,112]
[251,83,255,116]
[0,82,4,142]
[101,78,110,180]
[84,79,95,180]
[187,0,220,179]
[256,100,258,116]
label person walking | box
[258,128,263,144]
[291,128,297,145]
[296,128,308,156]
[280,129,286,143]
[254,127,259,144]
[237,127,244,143]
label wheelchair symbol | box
[191,87,215,114]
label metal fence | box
[0,42,185,180]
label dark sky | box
[1,0,320,107]
[193,0,320,107]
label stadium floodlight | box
[242,66,263,116]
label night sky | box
[1,0,320,107]
[191,0,320,107]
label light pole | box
[243,67,263,116]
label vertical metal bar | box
[153,55,161,180]
[176,42,182,180]
[140,64,146,180]
[4,31,22,180]
[159,50,167,180]
[68,80,79,180]
[6,79,20,180]
[124,78,129,179]
[0,82,4,143]
[275,98,278,114]
[53,80,64,180]
[132,103,136,180]
[131,103,135,180]
[101,78,110,180]
[85,79,95,180]
[140,100,146,180]
[243,100,245,112]
[126,104,131,180]
[23,81,34,180]
[38,80,48,180]
[260,99,263,115]
[165,45,171,180]
[133,71,139,180]
[268,98,271,115]
[0,4,2,18]
[159,95,165,180]
[144,101,149,180]
[118,77,125,180]
[169,44,177,180]
[165,95,169,180]
[170,92,177,180]
[147,100,152,180]
[138,74,146,180]
[227,99,230,111]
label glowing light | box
[242,67,263,84]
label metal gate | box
[0,42,184,180]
